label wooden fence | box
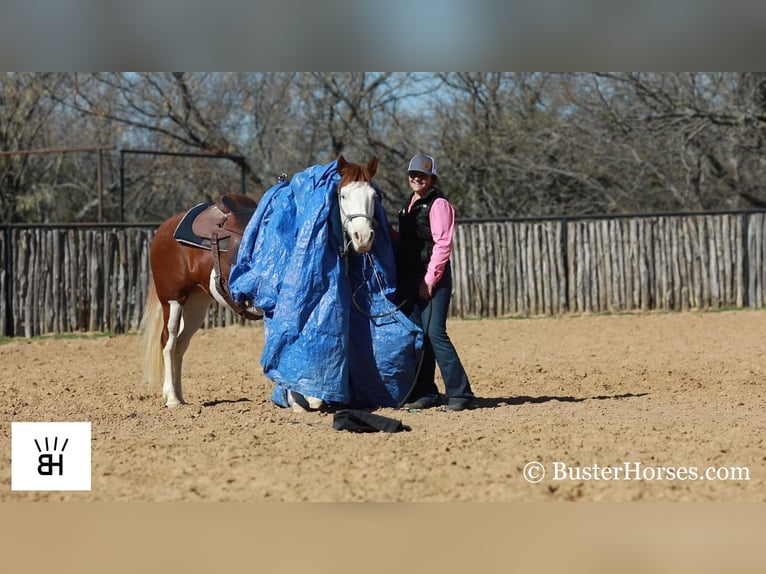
[3,210,766,337]
[451,211,766,317]
[0,224,242,338]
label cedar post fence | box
[450,210,766,317]
[0,223,243,338]
[3,210,766,337]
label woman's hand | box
[419,280,433,300]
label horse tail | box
[139,277,164,391]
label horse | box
[139,155,379,408]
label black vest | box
[397,187,445,279]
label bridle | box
[343,250,425,409]
[338,185,378,258]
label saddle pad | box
[173,202,230,251]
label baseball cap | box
[407,155,437,177]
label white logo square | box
[11,422,92,491]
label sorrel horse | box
[140,156,379,407]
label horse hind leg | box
[162,291,211,407]
[161,300,185,407]
[173,291,212,404]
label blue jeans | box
[405,264,473,402]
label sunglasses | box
[408,171,431,180]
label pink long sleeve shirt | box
[408,194,455,287]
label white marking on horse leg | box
[287,391,325,412]
[306,396,324,409]
[173,291,212,404]
[289,396,308,413]
[163,301,184,407]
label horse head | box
[337,155,378,254]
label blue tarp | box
[229,160,423,408]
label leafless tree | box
[562,72,766,213]
[427,72,766,218]
[49,72,438,219]
[0,73,71,222]
[5,72,766,223]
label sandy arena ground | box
[1,310,764,502]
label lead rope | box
[344,253,411,319]
[397,298,432,408]
[341,252,430,409]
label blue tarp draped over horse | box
[228,160,423,408]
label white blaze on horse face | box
[339,181,376,253]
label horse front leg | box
[287,391,325,412]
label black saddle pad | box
[173,202,229,251]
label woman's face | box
[408,171,432,195]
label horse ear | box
[337,155,347,170]
[367,156,378,177]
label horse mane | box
[337,155,378,186]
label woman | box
[396,154,474,411]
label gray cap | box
[407,154,437,177]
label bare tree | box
[0,73,70,223]
[51,72,440,220]
[427,72,766,218]
[432,72,594,218]
[7,72,766,224]
[567,72,766,212]
[287,72,441,213]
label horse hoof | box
[306,396,325,410]
[288,391,324,412]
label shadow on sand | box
[201,397,252,407]
[471,392,648,409]
[201,393,648,411]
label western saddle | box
[173,194,261,320]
